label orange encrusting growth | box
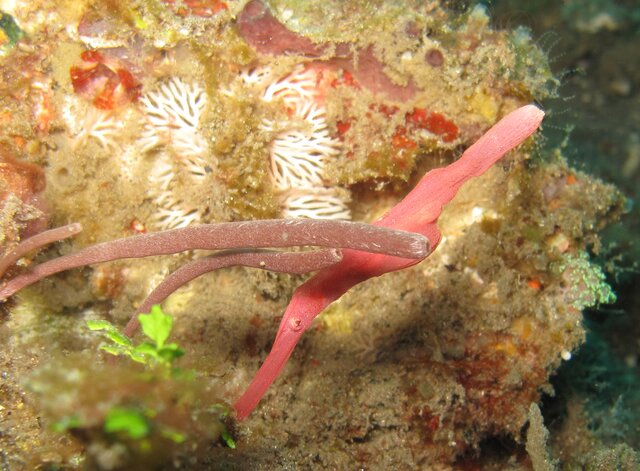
[70,51,141,110]
[234,104,546,419]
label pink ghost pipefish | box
[235,104,545,419]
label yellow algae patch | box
[162,285,196,314]
[468,89,499,124]
[511,316,535,341]
[493,338,519,357]
[320,303,353,335]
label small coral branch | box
[0,223,82,279]
[0,219,428,301]
[237,64,348,219]
[123,248,342,337]
[234,104,546,419]
[138,77,208,158]
[282,188,351,220]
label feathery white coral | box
[233,64,350,220]
[81,110,121,150]
[138,77,209,161]
[237,65,317,108]
[260,66,318,112]
[138,78,213,229]
[63,97,123,151]
[146,152,203,230]
[236,66,273,89]
[183,154,213,180]
[148,153,175,192]
[153,204,201,229]
[267,102,341,189]
[283,188,351,220]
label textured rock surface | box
[0,0,630,469]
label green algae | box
[552,251,617,310]
[0,11,24,49]
[507,26,560,101]
[26,353,232,468]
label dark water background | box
[487,0,640,451]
